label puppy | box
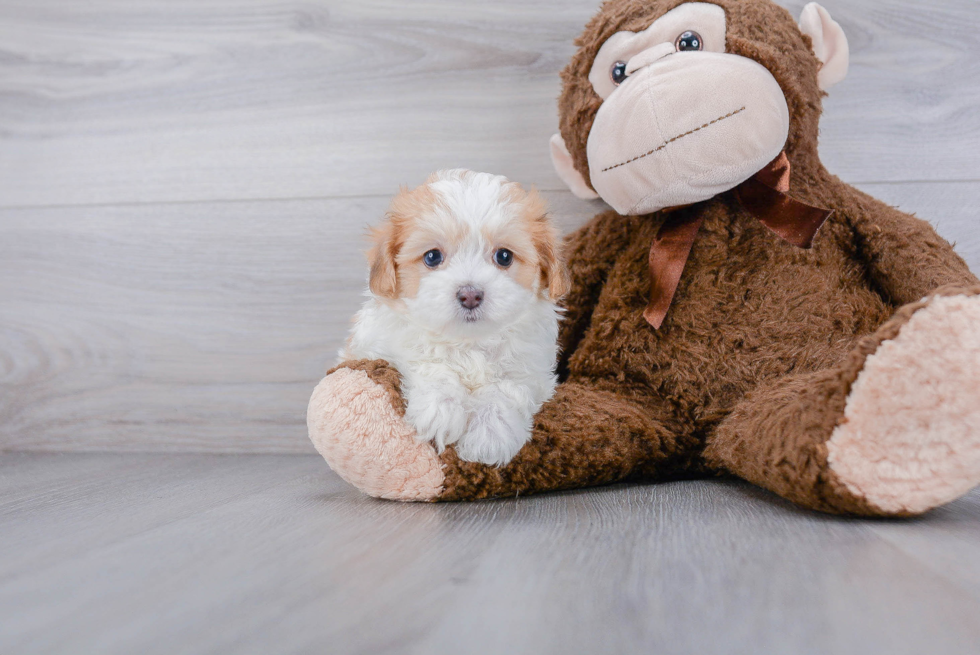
[341,169,569,466]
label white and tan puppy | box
[341,169,569,466]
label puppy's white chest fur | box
[343,297,560,466]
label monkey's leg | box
[704,287,980,516]
[308,360,680,501]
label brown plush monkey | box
[308,0,980,515]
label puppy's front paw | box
[404,391,468,452]
[455,402,532,466]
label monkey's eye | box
[610,61,628,86]
[493,248,513,267]
[423,249,444,268]
[675,30,703,52]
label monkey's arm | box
[557,210,623,378]
[845,187,978,305]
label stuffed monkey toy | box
[308,0,980,516]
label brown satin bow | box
[643,151,833,328]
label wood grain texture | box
[0,192,601,452]
[1,0,979,453]
[2,183,975,453]
[3,3,980,650]
[0,0,977,208]
[2,453,980,655]
[1,184,976,453]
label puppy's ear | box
[367,217,399,299]
[524,189,571,300]
[539,232,571,300]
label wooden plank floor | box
[2,453,980,655]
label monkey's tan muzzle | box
[587,52,790,216]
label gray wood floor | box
[2,1,980,653]
[3,453,980,655]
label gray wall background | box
[1,0,978,452]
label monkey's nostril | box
[456,286,484,310]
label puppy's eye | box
[494,248,513,268]
[423,249,443,268]
[610,60,628,86]
[675,30,703,52]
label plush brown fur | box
[448,0,978,513]
[324,0,979,515]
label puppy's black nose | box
[457,286,484,310]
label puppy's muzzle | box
[456,285,484,310]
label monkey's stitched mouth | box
[600,106,747,173]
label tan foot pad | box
[307,368,445,501]
[828,294,980,514]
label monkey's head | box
[551,0,849,215]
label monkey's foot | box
[827,294,980,515]
[307,362,445,501]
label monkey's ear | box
[799,3,849,91]
[550,134,599,200]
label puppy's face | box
[368,170,569,338]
